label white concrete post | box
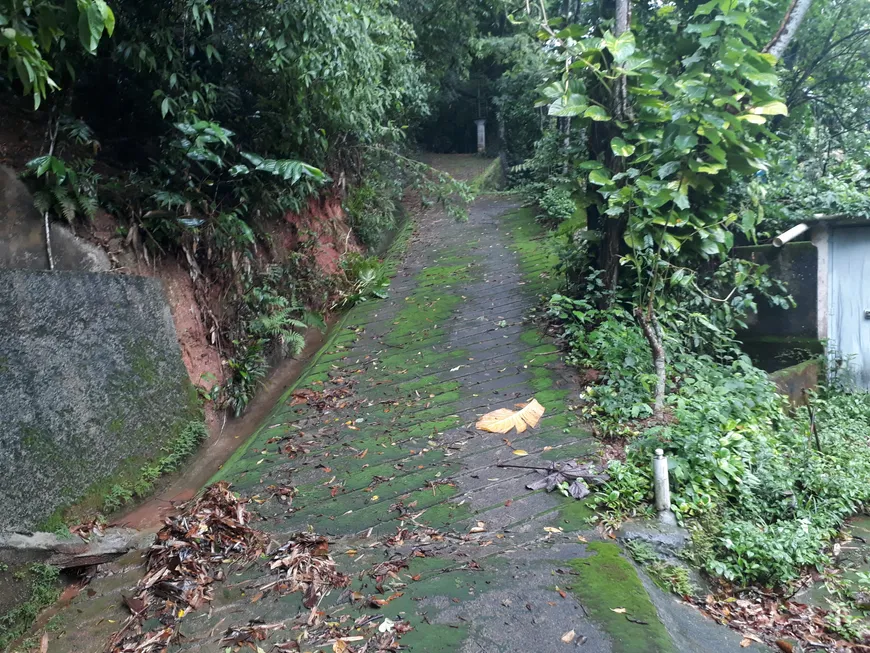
[653,449,671,512]
[475,119,486,154]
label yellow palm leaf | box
[475,399,546,434]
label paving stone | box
[32,178,758,653]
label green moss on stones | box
[36,416,206,529]
[554,499,596,531]
[567,543,674,653]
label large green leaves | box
[535,0,790,269]
[749,101,788,116]
[611,137,635,157]
[548,94,588,117]
[602,30,636,63]
[78,0,115,54]
[240,152,328,184]
[2,0,115,107]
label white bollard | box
[653,449,671,512]
[475,119,486,154]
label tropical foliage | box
[522,0,870,614]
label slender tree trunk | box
[560,117,571,175]
[764,0,814,59]
[598,0,632,294]
[613,0,632,122]
[634,307,666,419]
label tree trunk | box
[612,0,632,122]
[764,0,814,59]
[559,116,571,175]
[498,117,510,182]
[634,307,666,419]
[596,0,632,295]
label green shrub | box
[0,564,61,650]
[539,187,575,223]
[223,340,269,418]
[551,289,870,587]
[336,253,391,308]
[346,172,402,249]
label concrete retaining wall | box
[735,242,822,371]
[770,359,820,406]
[0,270,200,531]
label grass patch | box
[625,540,695,597]
[0,564,61,650]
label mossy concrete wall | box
[0,270,199,531]
[0,165,110,272]
[771,359,821,406]
[735,242,821,371]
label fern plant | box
[25,155,101,223]
[243,267,309,356]
[223,339,269,417]
[336,253,391,307]
[247,304,307,356]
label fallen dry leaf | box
[512,449,529,456]
[476,398,545,434]
[561,629,576,643]
[740,639,751,648]
[544,526,563,534]
[611,608,627,614]
[40,633,48,653]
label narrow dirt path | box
[39,162,757,652]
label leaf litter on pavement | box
[260,533,350,608]
[697,590,869,652]
[106,482,415,653]
[108,482,268,652]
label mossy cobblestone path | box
[36,183,756,652]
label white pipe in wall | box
[773,222,810,247]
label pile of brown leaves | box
[259,533,350,608]
[289,380,358,413]
[70,517,105,541]
[382,526,442,549]
[698,591,869,652]
[108,482,268,653]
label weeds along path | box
[38,163,753,652]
